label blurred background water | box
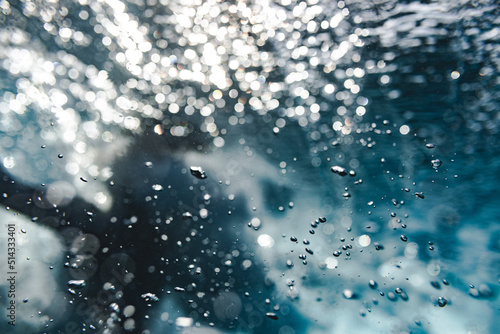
[0,0,499,333]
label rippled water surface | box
[0,0,499,333]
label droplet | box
[80,177,88,182]
[174,287,185,292]
[290,236,297,242]
[426,143,435,149]
[58,154,64,159]
[190,166,207,179]
[400,235,408,242]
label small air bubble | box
[343,289,355,299]
[265,312,278,320]
[331,166,347,176]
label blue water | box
[0,0,499,333]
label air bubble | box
[431,159,442,168]
[190,166,207,179]
[331,166,348,176]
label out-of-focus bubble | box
[70,234,100,256]
[399,125,410,135]
[175,317,193,327]
[428,205,460,230]
[123,305,135,318]
[70,254,98,280]
[213,136,225,148]
[249,217,261,230]
[3,156,15,168]
[100,253,136,288]
[199,208,208,219]
[404,243,419,259]
[242,259,252,269]
[325,257,338,269]
[213,292,242,322]
[257,234,274,248]
[94,191,108,204]
[45,181,76,207]
[123,318,135,331]
[358,235,371,247]
[427,262,441,276]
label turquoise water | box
[0,0,499,333]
